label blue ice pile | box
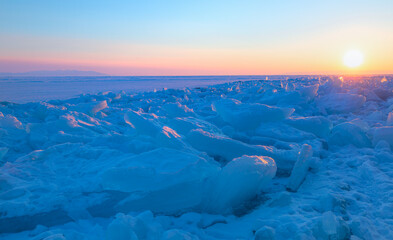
[1,76,393,239]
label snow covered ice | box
[1,75,393,239]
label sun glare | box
[343,50,364,68]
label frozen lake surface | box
[1,75,393,239]
[0,75,294,103]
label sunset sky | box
[1,0,393,75]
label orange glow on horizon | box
[1,23,393,76]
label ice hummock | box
[1,75,393,239]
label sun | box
[343,50,364,68]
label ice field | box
[0,76,277,103]
[1,75,393,239]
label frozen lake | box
[2,75,393,239]
[1,75,301,103]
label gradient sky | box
[1,0,393,75]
